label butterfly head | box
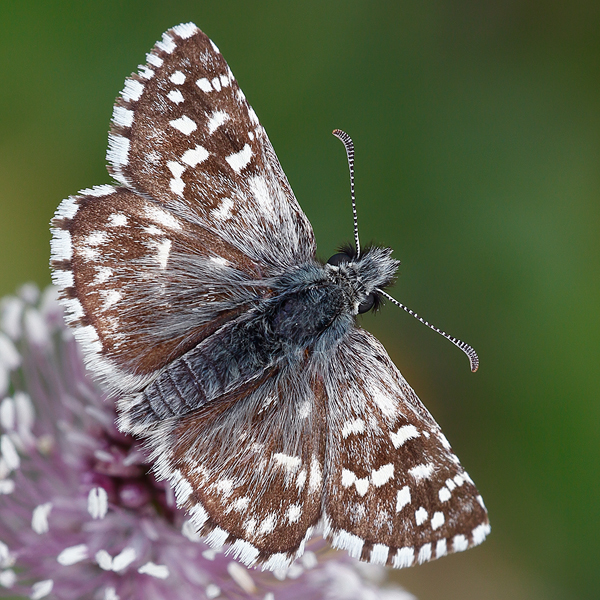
[326,244,399,315]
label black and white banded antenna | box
[376,288,479,372]
[333,129,361,258]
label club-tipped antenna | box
[377,289,479,372]
[333,129,361,258]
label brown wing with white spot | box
[51,23,315,393]
[108,22,315,273]
[321,328,490,568]
[143,367,327,570]
[51,186,264,394]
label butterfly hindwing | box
[321,329,490,567]
[51,185,264,394]
[141,365,327,570]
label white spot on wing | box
[296,469,307,491]
[107,213,127,227]
[50,229,72,261]
[409,462,435,481]
[172,470,193,504]
[272,453,301,473]
[439,486,451,502]
[286,504,302,524]
[372,391,397,418]
[453,534,469,552]
[170,115,197,135]
[189,503,208,529]
[390,424,420,448]
[169,70,186,84]
[396,485,411,512]
[393,547,414,569]
[308,456,322,493]
[167,160,185,177]
[258,513,277,535]
[248,106,259,125]
[207,110,230,134]
[225,144,252,173]
[472,523,491,545]
[341,469,369,496]
[228,540,259,567]
[170,178,184,196]
[167,89,184,104]
[436,538,447,558]
[52,269,74,289]
[415,507,428,526]
[196,78,212,92]
[418,543,432,564]
[205,526,229,549]
[147,53,163,67]
[330,528,364,559]
[341,418,365,438]
[84,231,108,246]
[107,134,130,168]
[232,496,250,512]
[215,479,234,497]
[181,144,209,167]
[371,463,394,487]
[431,511,445,530]
[55,196,79,219]
[155,239,171,270]
[248,175,273,212]
[138,65,154,80]
[370,544,389,565]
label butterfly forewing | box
[108,23,315,272]
[52,23,316,393]
[321,329,490,567]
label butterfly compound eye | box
[358,293,376,314]
[327,252,352,266]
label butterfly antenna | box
[333,129,361,258]
[377,289,479,372]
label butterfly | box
[50,22,489,571]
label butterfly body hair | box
[119,246,398,434]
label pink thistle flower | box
[0,285,414,600]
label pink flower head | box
[0,285,413,600]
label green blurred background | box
[1,1,599,599]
